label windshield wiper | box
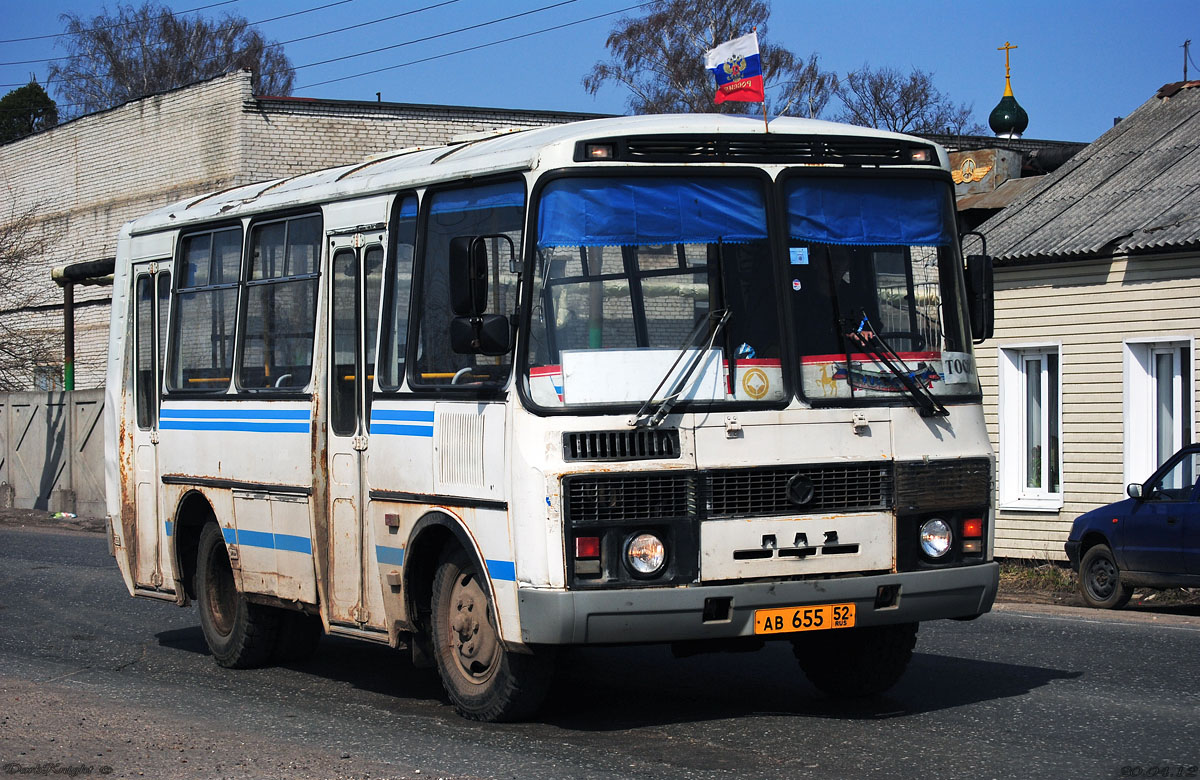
[631,308,732,428]
[844,312,948,418]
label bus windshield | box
[526,175,785,409]
[524,172,979,411]
[783,175,980,403]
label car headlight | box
[625,532,666,576]
[920,518,953,558]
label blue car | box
[1065,444,1200,608]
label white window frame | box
[1123,337,1193,486]
[998,342,1063,511]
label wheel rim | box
[1086,555,1118,600]
[446,569,500,686]
[204,544,238,636]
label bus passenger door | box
[326,235,385,626]
[131,262,171,589]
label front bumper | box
[1064,540,1081,571]
[517,562,998,645]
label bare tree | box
[583,0,837,117]
[835,64,984,135]
[48,2,295,120]
[0,207,58,390]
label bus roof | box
[126,114,946,235]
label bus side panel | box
[157,400,319,605]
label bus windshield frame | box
[517,166,980,417]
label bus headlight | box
[625,532,666,576]
[919,519,953,558]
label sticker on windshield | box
[792,279,802,291]
[790,247,809,265]
[941,352,975,384]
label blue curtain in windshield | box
[538,177,767,247]
[786,177,951,246]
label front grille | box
[565,473,695,526]
[563,429,680,462]
[706,463,894,518]
[894,458,991,512]
[580,134,935,167]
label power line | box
[290,0,580,74]
[0,0,358,67]
[0,0,240,45]
[9,0,579,88]
[294,1,652,90]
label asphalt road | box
[2,526,1198,780]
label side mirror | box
[1127,483,1143,500]
[965,254,994,343]
[450,313,511,356]
[450,236,488,317]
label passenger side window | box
[168,227,242,392]
[378,196,417,390]
[238,214,322,390]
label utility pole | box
[1185,40,1191,81]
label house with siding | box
[975,80,1200,559]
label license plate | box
[753,603,856,635]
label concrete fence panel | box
[0,390,106,517]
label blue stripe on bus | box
[371,409,435,422]
[160,420,310,433]
[376,545,405,566]
[369,423,434,437]
[164,520,174,537]
[160,408,310,420]
[219,527,313,555]
[487,559,516,582]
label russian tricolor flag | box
[705,32,765,104]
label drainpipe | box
[50,257,115,391]
[49,257,115,515]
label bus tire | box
[430,548,553,722]
[195,523,280,669]
[271,610,323,664]
[793,622,918,698]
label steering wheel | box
[451,367,474,384]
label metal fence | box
[0,390,105,518]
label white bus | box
[106,114,999,721]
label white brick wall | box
[0,70,602,389]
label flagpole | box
[755,26,768,134]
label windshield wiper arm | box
[845,313,948,418]
[631,308,732,428]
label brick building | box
[0,70,602,390]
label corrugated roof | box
[978,81,1200,262]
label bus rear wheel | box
[429,548,553,722]
[793,622,918,698]
[195,523,280,668]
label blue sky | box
[1,0,1196,142]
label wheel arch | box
[172,489,219,602]
[403,510,490,637]
[1078,530,1114,560]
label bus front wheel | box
[429,548,553,721]
[195,522,280,668]
[793,622,918,698]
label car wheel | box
[1078,544,1133,609]
[429,548,554,721]
[195,523,281,668]
[793,622,918,698]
